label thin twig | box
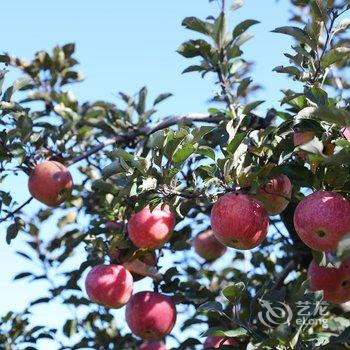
[0,197,33,224]
[271,260,296,291]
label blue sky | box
[0,0,299,348]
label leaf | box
[6,223,20,244]
[182,65,208,74]
[273,65,301,78]
[182,17,213,35]
[172,143,197,163]
[177,39,212,58]
[272,26,316,49]
[2,77,32,102]
[310,0,328,21]
[311,106,350,126]
[237,77,252,97]
[227,131,247,155]
[213,12,227,47]
[201,327,248,337]
[222,282,245,303]
[243,100,265,114]
[153,93,173,105]
[321,47,350,69]
[197,301,223,312]
[304,87,328,106]
[232,19,259,39]
[230,0,244,11]
[13,272,32,280]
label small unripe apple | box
[308,257,350,304]
[342,127,350,141]
[126,291,176,340]
[294,191,350,252]
[193,230,226,261]
[203,336,238,348]
[128,204,175,249]
[211,193,269,250]
[254,175,292,216]
[293,131,315,146]
[28,160,73,206]
[139,341,167,350]
[85,264,133,308]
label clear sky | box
[0,1,298,349]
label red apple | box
[193,230,227,261]
[211,193,269,250]
[28,160,73,206]
[85,264,133,308]
[294,191,350,252]
[308,257,350,304]
[128,204,175,249]
[254,175,292,215]
[126,291,176,340]
[139,341,167,350]
[203,336,238,348]
[342,127,350,141]
[293,131,315,146]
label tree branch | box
[271,260,296,291]
[0,197,33,224]
[68,113,224,165]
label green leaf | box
[312,106,350,126]
[182,17,213,35]
[182,65,208,74]
[177,39,212,58]
[321,47,350,69]
[6,223,20,244]
[227,131,247,155]
[213,12,227,47]
[237,77,252,97]
[310,0,328,21]
[243,100,265,114]
[153,93,173,105]
[232,19,259,39]
[272,26,316,49]
[201,327,248,337]
[13,272,32,280]
[197,301,223,312]
[273,65,302,78]
[2,77,32,102]
[304,87,328,106]
[172,143,197,163]
[222,282,245,303]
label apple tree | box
[1,0,350,349]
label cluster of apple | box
[27,132,350,348]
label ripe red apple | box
[308,257,350,304]
[254,175,292,216]
[203,336,237,348]
[193,230,227,261]
[139,341,167,350]
[126,291,176,340]
[85,264,133,308]
[211,193,269,250]
[128,204,175,249]
[342,127,350,141]
[293,131,315,146]
[28,160,73,206]
[294,191,350,252]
